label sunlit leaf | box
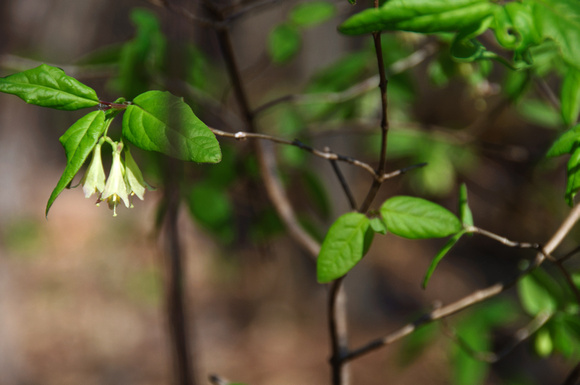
[339,0,499,35]
[122,90,221,163]
[317,213,373,283]
[0,64,99,110]
[381,196,462,239]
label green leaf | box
[46,111,107,216]
[187,181,234,242]
[458,184,474,227]
[531,0,580,70]
[518,272,558,316]
[122,90,221,163]
[453,317,490,385]
[561,67,580,126]
[317,213,373,283]
[546,124,580,158]
[450,16,494,62]
[370,217,387,235]
[566,146,580,206]
[290,1,336,27]
[338,0,499,36]
[492,2,541,54]
[380,196,462,239]
[348,0,356,4]
[0,64,99,110]
[422,231,464,289]
[268,24,301,64]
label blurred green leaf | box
[187,181,233,230]
[339,0,499,35]
[300,169,331,219]
[534,327,553,357]
[46,111,107,216]
[517,99,563,128]
[398,323,438,366]
[0,64,99,110]
[518,270,559,316]
[531,0,580,70]
[561,67,580,126]
[317,213,373,283]
[122,90,221,162]
[115,8,166,98]
[381,196,462,239]
[268,24,301,64]
[290,1,336,28]
[452,317,490,385]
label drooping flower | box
[81,141,106,199]
[99,141,130,216]
[124,147,149,207]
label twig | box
[534,76,561,112]
[344,203,580,361]
[441,311,552,363]
[328,151,357,210]
[209,127,424,182]
[465,226,541,250]
[329,277,350,385]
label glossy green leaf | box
[46,111,107,216]
[546,124,580,158]
[290,1,336,27]
[339,0,499,36]
[566,146,580,206]
[531,0,580,70]
[422,231,464,289]
[518,272,558,316]
[268,24,301,64]
[561,67,580,126]
[122,90,221,163]
[380,196,462,239]
[458,184,474,227]
[317,213,373,283]
[0,64,99,110]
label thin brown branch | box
[344,203,580,362]
[442,311,552,363]
[466,226,541,250]
[329,278,350,385]
[328,153,357,210]
[358,29,389,213]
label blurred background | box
[0,1,578,385]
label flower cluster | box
[81,140,150,216]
